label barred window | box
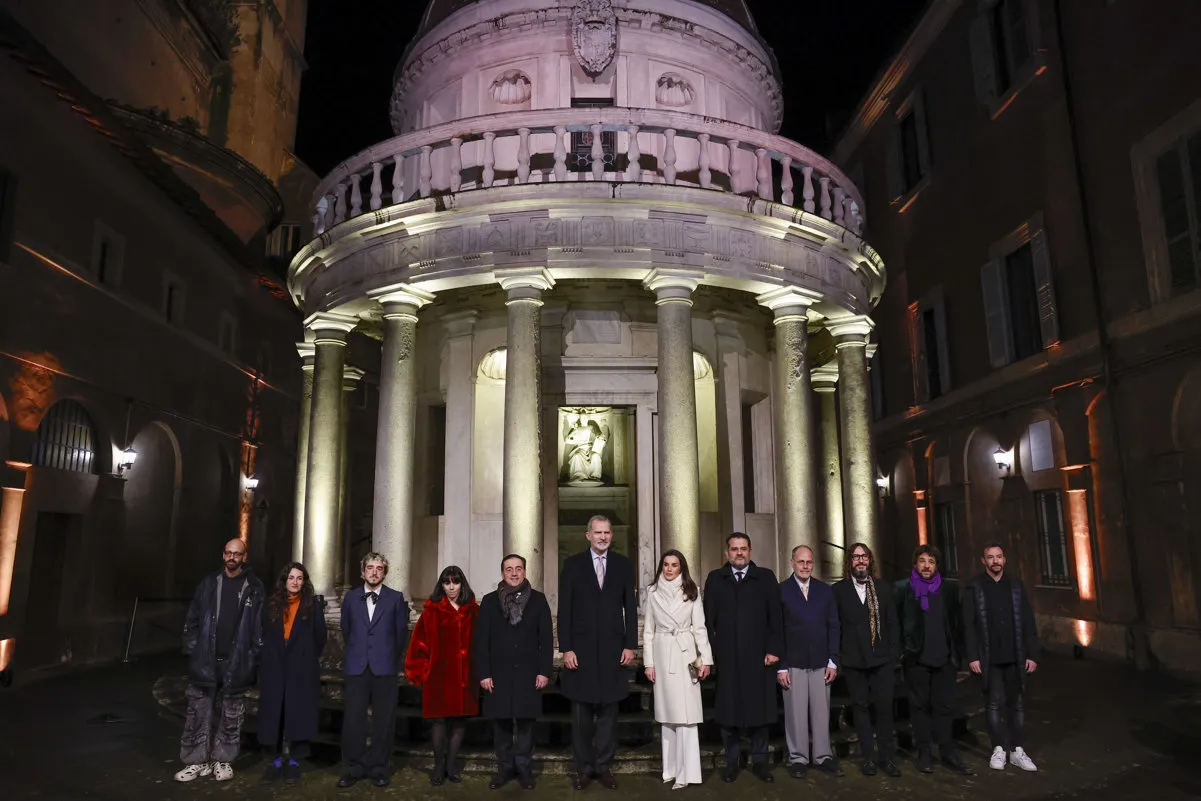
[1034,489,1071,586]
[31,400,98,474]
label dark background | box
[294,0,929,175]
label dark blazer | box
[779,576,840,670]
[894,577,965,668]
[473,588,553,720]
[340,584,408,677]
[257,596,327,745]
[557,549,639,704]
[182,569,264,691]
[832,577,900,670]
[962,573,1041,689]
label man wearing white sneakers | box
[174,538,264,783]
[962,542,1041,773]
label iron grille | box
[31,399,98,474]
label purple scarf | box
[909,569,942,611]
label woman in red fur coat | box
[405,565,480,785]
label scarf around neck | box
[909,569,943,611]
[855,575,881,645]
[497,579,532,626]
[655,573,683,598]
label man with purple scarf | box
[894,544,973,775]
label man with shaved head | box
[174,538,264,783]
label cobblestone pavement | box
[2,651,1199,801]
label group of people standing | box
[171,523,1042,788]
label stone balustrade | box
[310,108,865,237]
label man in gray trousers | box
[777,545,844,779]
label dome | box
[417,0,760,37]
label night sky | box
[293,0,928,176]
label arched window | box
[31,400,98,474]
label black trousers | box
[570,700,618,774]
[985,662,1025,750]
[720,724,769,767]
[843,664,895,762]
[905,662,956,751]
[342,669,398,779]
[493,718,535,775]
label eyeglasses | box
[223,550,244,557]
[851,554,871,562]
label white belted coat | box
[642,584,714,725]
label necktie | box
[735,570,744,583]
[366,591,378,605]
[595,556,605,589]
[801,582,808,600]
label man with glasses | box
[174,538,264,783]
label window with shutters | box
[886,89,931,208]
[979,213,1060,368]
[968,0,1045,118]
[90,220,124,288]
[1034,489,1071,586]
[908,287,951,403]
[933,502,959,578]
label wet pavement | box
[2,651,1199,800]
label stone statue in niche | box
[571,0,617,77]
[561,408,611,486]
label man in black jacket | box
[833,542,901,778]
[174,538,264,783]
[895,544,972,775]
[962,542,1041,772]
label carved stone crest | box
[571,0,617,77]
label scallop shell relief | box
[656,73,695,107]
[490,70,532,105]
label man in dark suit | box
[558,515,638,791]
[895,544,972,775]
[704,532,783,784]
[777,544,844,780]
[337,552,408,788]
[833,541,901,778]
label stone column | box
[828,316,878,557]
[368,285,434,603]
[336,365,365,592]
[644,269,702,572]
[758,288,821,576]
[812,363,844,579]
[292,342,315,562]
[302,311,357,600]
[499,268,554,590]
[441,310,478,573]
[711,312,747,538]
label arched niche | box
[123,421,183,598]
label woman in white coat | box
[643,549,713,788]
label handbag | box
[687,654,706,680]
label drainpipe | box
[1052,0,1153,669]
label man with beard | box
[833,542,901,778]
[962,542,1041,772]
[703,533,783,783]
[895,545,972,775]
[558,515,639,791]
[337,553,408,788]
[474,554,553,790]
[174,538,264,783]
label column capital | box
[496,267,554,302]
[812,363,839,392]
[756,286,822,320]
[304,310,358,344]
[296,341,316,370]
[644,268,702,304]
[827,315,875,346]
[368,283,436,312]
[342,365,366,390]
[443,310,479,338]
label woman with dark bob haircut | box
[405,565,480,785]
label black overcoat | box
[557,550,639,704]
[472,588,553,720]
[256,597,326,746]
[703,562,784,729]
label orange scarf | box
[283,594,301,641]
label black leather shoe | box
[787,762,807,779]
[817,758,845,777]
[752,762,774,783]
[371,775,390,787]
[917,748,935,773]
[882,760,902,778]
[572,773,591,791]
[722,766,739,783]
[941,752,975,775]
[519,771,536,790]
[597,770,618,790]
[490,771,514,790]
[336,774,360,788]
[860,760,878,776]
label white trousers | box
[661,723,702,786]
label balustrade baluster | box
[833,187,845,225]
[727,140,741,193]
[553,126,567,182]
[350,174,363,217]
[755,147,771,200]
[801,166,815,212]
[419,146,433,197]
[625,125,642,182]
[449,137,463,192]
[314,196,328,235]
[517,128,531,184]
[591,123,605,180]
[482,132,496,188]
[819,176,832,220]
[334,183,347,223]
[664,129,677,185]
[698,133,712,188]
[781,156,794,205]
[370,162,383,210]
[391,154,404,204]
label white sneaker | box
[213,762,234,781]
[174,763,213,782]
[989,746,1006,771]
[1009,747,1037,772]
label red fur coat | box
[404,595,480,718]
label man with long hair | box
[832,542,901,778]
